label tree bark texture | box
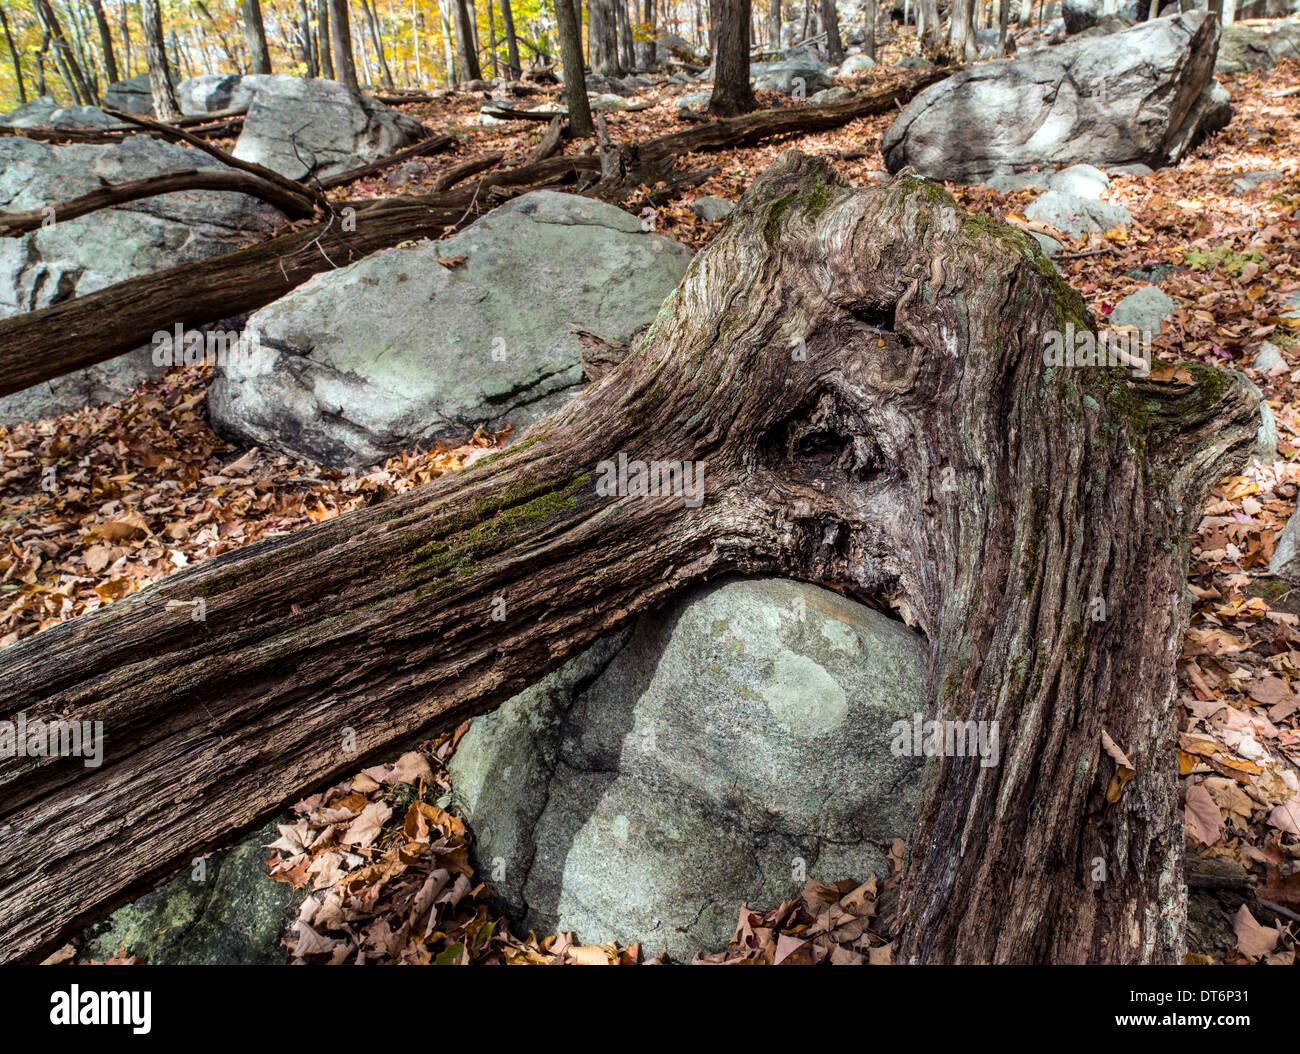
[241,0,274,74]
[141,0,181,119]
[0,152,1258,963]
[708,0,756,115]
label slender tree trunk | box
[920,0,939,46]
[437,0,457,83]
[361,0,395,86]
[62,0,101,101]
[708,0,755,115]
[328,0,361,92]
[34,26,50,95]
[618,0,636,71]
[0,6,27,104]
[767,0,781,48]
[0,153,1256,965]
[637,0,657,68]
[34,0,93,104]
[820,0,842,62]
[452,0,482,79]
[487,0,500,78]
[140,0,180,119]
[499,0,522,77]
[299,0,318,75]
[589,0,621,74]
[240,0,274,73]
[863,0,876,59]
[317,0,335,78]
[89,0,120,85]
[997,0,1010,51]
[119,1,132,73]
[554,0,593,133]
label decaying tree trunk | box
[0,151,1258,963]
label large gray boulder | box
[1063,0,1101,34]
[231,75,429,180]
[0,135,287,425]
[448,578,929,961]
[1216,18,1300,73]
[209,191,694,468]
[751,57,833,95]
[882,13,1231,183]
[3,96,116,128]
[102,72,163,115]
[176,73,276,115]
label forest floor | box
[4,41,1300,965]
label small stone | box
[1025,190,1132,240]
[1109,285,1178,337]
[1252,340,1287,375]
[1045,163,1111,200]
[1231,169,1283,196]
[691,195,735,222]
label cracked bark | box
[0,151,1257,963]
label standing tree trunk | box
[947,0,977,60]
[708,0,756,115]
[361,0,396,85]
[240,0,274,73]
[317,0,335,78]
[499,0,522,78]
[299,0,319,75]
[0,153,1257,965]
[140,0,180,119]
[919,0,939,46]
[329,0,361,92]
[618,0,636,71]
[589,0,621,75]
[863,0,877,60]
[452,0,482,80]
[34,0,93,104]
[437,0,457,83]
[554,0,593,134]
[820,0,843,63]
[768,0,781,49]
[997,0,1010,51]
[0,5,27,104]
[89,0,120,85]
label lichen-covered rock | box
[1026,189,1132,243]
[78,820,303,964]
[882,13,1230,182]
[176,73,276,114]
[2,96,116,128]
[209,191,693,468]
[231,75,429,180]
[448,577,928,961]
[1110,285,1178,337]
[0,135,287,424]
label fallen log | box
[103,107,329,211]
[0,71,945,398]
[0,105,248,143]
[526,116,567,163]
[315,132,457,190]
[0,168,317,235]
[637,69,949,162]
[0,152,1259,963]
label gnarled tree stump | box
[0,150,1258,963]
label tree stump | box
[0,150,1259,963]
